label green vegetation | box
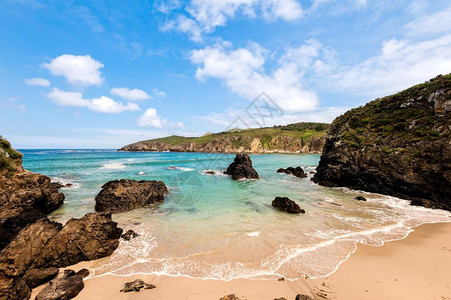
[0,135,23,178]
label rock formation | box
[35,269,89,300]
[95,179,169,213]
[121,229,139,241]
[272,197,305,214]
[120,279,155,293]
[277,167,307,178]
[224,154,259,180]
[313,74,451,211]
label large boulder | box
[277,167,307,178]
[95,179,168,213]
[24,268,59,289]
[313,74,451,211]
[224,154,259,180]
[272,197,305,214]
[35,269,89,300]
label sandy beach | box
[30,222,451,300]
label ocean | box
[21,149,451,280]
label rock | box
[65,183,72,187]
[204,170,215,175]
[0,275,31,300]
[0,171,65,250]
[274,298,287,300]
[35,269,87,300]
[120,279,155,293]
[95,179,169,213]
[295,295,314,300]
[309,171,315,174]
[277,167,307,178]
[121,229,139,241]
[278,276,285,281]
[24,267,59,288]
[272,197,305,214]
[219,294,241,300]
[313,74,451,211]
[355,196,367,201]
[224,154,259,180]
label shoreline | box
[31,221,451,299]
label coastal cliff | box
[120,122,329,153]
[313,74,451,211]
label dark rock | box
[120,279,155,293]
[60,270,76,279]
[224,154,259,180]
[24,267,59,288]
[0,171,65,250]
[65,183,72,187]
[313,74,451,211]
[0,275,31,300]
[121,229,139,241]
[272,197,305,214]
[219,295,241,300]
[95,179,168,213]
[35,272,84,300]
[277,167,307,178]
[295,295,314,300]
[309,171,315,174]
[74,269,89,278]
[204,170,215,175]
[355,196,367,201]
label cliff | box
[120,122,329,153]
[313,74,451,211]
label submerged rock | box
[277,166,307,178]
[35,269,89,300]
[120,279,155,293]
[224,154,259,180]
[313,74,451,211]
[272,197,305,214]
[355,196,367,201]
[95,179,169,213]
[121,229,139,241]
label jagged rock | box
[35,269,89,300]
[24,267,59,288]
[0,171,64,250]
[272,197,305,214]
[295,295,314,300]
[277,167,307,178]
[121,230,139,241]
[224,154,259,180]
[219,295,241,300]
[313,74,451,211]
[95,179,168,213]
[0,275,31,300]
[355,196,367,201]
[120,279,155,293]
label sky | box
[0,0,450,148]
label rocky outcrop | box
[313,74,451,211]
[35,269,89,300]
[272,197,305,214]
[224,154,259,180]
[24,268,59,289]
[277,167,307,178]
[95,179,169,213]
[0,213,122,299]
[0,137,65,250]
[120,279,155,293]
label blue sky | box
[1,0,450,148]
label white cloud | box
[160,15,203,42]
[138,108,164,128]
[190,41,319,112]
[47,88,139,114]
[24,77,50,87]
[111,87,151,101]
[405,6,451,38]
[43,54,104,86]
[152,88,167,97]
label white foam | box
[51,177,81,189]
[138,171,146,175]
[101,162,126,170]
[167,167,194,171]
[247,231,260,237]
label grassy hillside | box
[0,136,23,178]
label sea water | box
[21,150,451,280]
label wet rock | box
[272,197,305,214]
[277,167,307,178]
[120,279,156,293]
[204,170,216,175]
[219,295,242,300]
[24,267,59,288]
[35,269,88,300]
[95,179,169,213]
[224,154,259,180]
[355,196,367,201]
[121,229,139,241]
[295,295,314,300]
[65,183,72,187]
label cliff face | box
[313,75,451,211]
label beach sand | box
[31,222,451,300]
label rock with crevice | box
[95,179,168,213]
[224,154,259,180]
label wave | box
[101,162,126,170]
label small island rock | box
[277,167,307,178]
[224,154,259,180]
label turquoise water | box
[21,150,451,280]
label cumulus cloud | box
[24,77,50,87]
[111,87,151,101]
[160,15,203,42]
[138,108,164,128]
[43,54,104,86]
[190,41,320,112]
[47,88,139,114]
